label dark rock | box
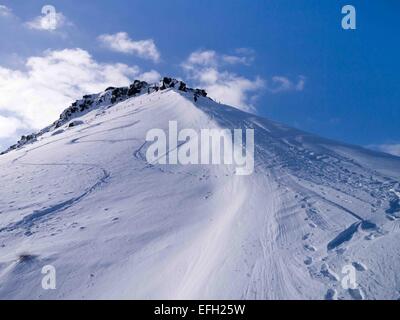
[1,76,211,155]
[178,81,187,92]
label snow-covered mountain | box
[0,78,399,300]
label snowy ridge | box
[1,77,208,155]
[0,82,399,299]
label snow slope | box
[0,82,399,300]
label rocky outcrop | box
[1,77,209,155]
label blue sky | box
[0,0,399,155]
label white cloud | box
[0,115,23,138]
[182,49,305,111]
[184,49,253,69]
[369,144,400,157]
[186,50,218,67]
[266,75,306,93]
[139,70,162,83]
[201,70,265,112]
[0,48,160,140]
[0,5,12,17]
[98,32,160,63]
[182,50,264,112]
[221,54,251,65]
[26,7,69,31]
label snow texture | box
[0,78,400,299]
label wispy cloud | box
[1,4,69,32]
[25,6,70,31]
[184,49,254,68]
[221,54,252,65]
[0,115,24,138]
[182,49,305,111]
[185,50,218,67]
[182,49,264,112]
[0,48,160,143]
[266,75,306,93]
[368,144,400,157]
[98,32,161,63]
[0,5,12,17]
[139,70,162,83]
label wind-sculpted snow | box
[0,82,399,299]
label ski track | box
[0,88,399,299]
[0,114,139,234]
[0,162,110,234]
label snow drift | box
[0,78,399,300]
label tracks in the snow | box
[0,162,110,234]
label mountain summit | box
[1,77,207,155]
[0,77,399,299]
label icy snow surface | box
[0,87,399,299]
